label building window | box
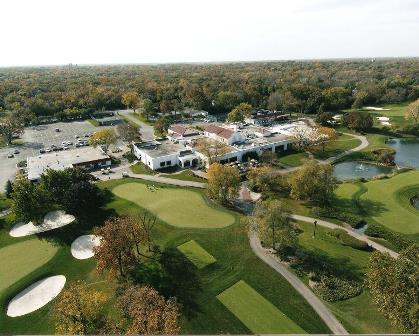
[166,160,171,165]
[275,145,285,153]
[160,162,166,167]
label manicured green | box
[276,151,309,167]
[130,162,156,175]
[177,240,216,269]
[0,239,58,293]
[295,221,398,334]
[160,170,205,183]
[311,134,361,160]
[217,280,306,334]
[360,171,419,234]
[112,182,235,228]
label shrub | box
[365,223,413,251]
[311,207,365,228]
[328,229,373,251]
[313,276,363,302]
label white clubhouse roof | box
[27,147,110,180]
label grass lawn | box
[177,240,216,269]
[160,170,205,183]
[276,151,309,167]
[295,221,398,334]
[311,134,361,160]
[0,194,12,212]
[129,112,155,125]
[0,239,58,293]
[130,162,156,175]
[112,181,235,228]
[217,280,306,334]
[360,170,419,234]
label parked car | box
[122,171,129,177]
[7,153,14,158]
[75,135,79,138]
[39,149,46,154]
[63,146,69,150]
[45,148,51,152]
[55,128,60,132]
[13,149,20,154]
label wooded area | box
[0,59,418,122]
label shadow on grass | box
[333,196,387,217]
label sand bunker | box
[10,210,75,237]
[377,116,390,121]
[7,275,66,317]
[381,121,392,126]
[365,106,390,111]
[71,235,101,259]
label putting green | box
[0,239,58,293]
[360,171,419,234]
[177,240,216,269]
[217,280,305,334]
[112,182,235,228]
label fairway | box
[0,239,58,293]
[177,240,216,269]
[360,171,419,234]
[112,182,235,228]
[217,280,305,334]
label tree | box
[194,138,228,165]
[5,180,13,198]
[317,127,338,151]
[227,102,253,123]
[0,113,24,145]
[89,128,117,154]
[352,90,369,109]
[93,216,140,277]
[12,178,50,225]
[288,160,336,206]
[251,200,297,251]
[316,111,334,125]
[122,91,140,113]
[343,111,373,131]
[141,98,155,120]
[268,91,297,117]
[366,244,419,333]
[322,87,352,111]
[207,163,240,205]
[117,123,141,142]
[247,166,278,192]
[40,168,103,219]
[118,284,181,335]
[154,115,172,137]
[405,99,419,124]
[53,281,108,334]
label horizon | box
[1,0,418,67]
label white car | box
[63,146,69,150]
[45,148,51,153]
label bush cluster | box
[312,207,366,228]
[365,223,413,251]
[313,276,363,302]
[328,229,373,251]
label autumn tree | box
[366,244,418,333]
[207,163,240,205]
[405,99,419,124]
[122,91,140,113]
[117,122,141,142]
[288,160,336,206]
[154,115,172,137]
[316,111,334,125]
[93,216,142,277]
[53,280,108,334]
[12,178,51,225]
[343,111,373,131]
[268,90,297,116]
[194,138,228,165]
[352,90,369,109]
[89,128,117,154]
[118,284,181,335]
[317,127,338,151]
[141,98,155,120]
[227,102,253,122]
[251,200,297,251]
[0,113,24,145]
[247,166,278,192]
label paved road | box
[93,163,206,189]
[290,214,399,258]
[249,231,348,335]
[117,110,155,141]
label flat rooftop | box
[27,147,110,180]
[134,141,188,158]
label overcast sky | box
[1,0,418,67]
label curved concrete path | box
[249,231,348,335]
[290,214,399,258]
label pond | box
[412,196,419,210]
[387,138,419,168]
[333,161,392,181]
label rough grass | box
[360,170,419,234]
[0,239,58,293]
[177,240,216,269]
[130,162,156,175]
[311,134,361,160]
[276,151,309,167]
[112,182,235,229]
[217,280,306,334]
[160,170,204,183]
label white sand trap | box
[377,116,390,121]
[7,275,66,317]
[381,121,392,126]
[365,106,390,111]
[10,210,75,237]
[71,235,101,259]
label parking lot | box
[0,120,122,192]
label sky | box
[0,0,418,67]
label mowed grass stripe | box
[0,239,58,293]
[112,182,235,228]
[177,240,216,269]
[217,280,306,334]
